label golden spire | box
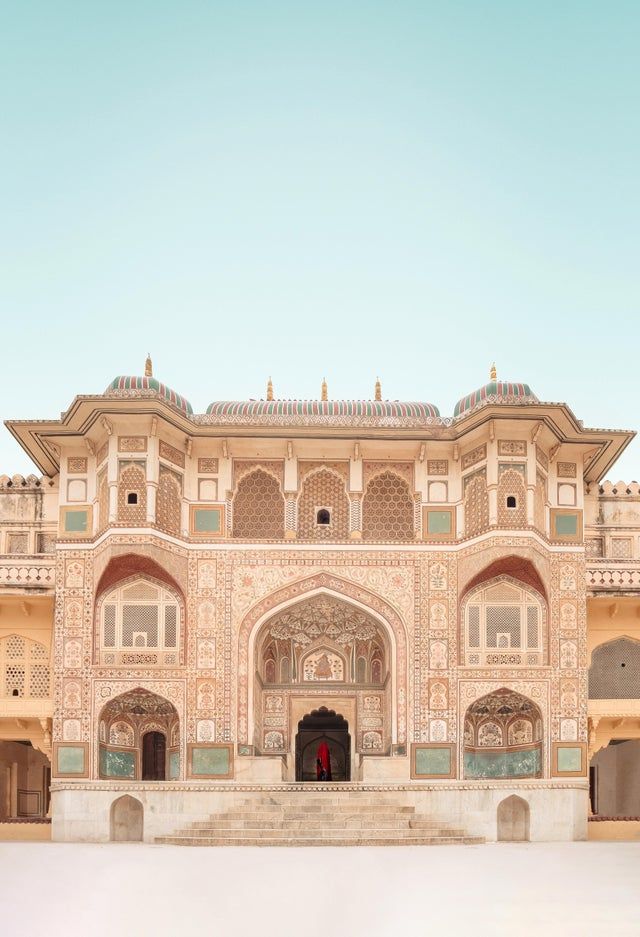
[374,376,382,401]
[490,362,497,381]
[266,376,274,401]
[145,353,153,377]
[321,377,328,401]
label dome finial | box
[321,377,328,401]
[490,362,497,381]
[266,376,274,401]
[145,353,153,377]
[374,376,382,401]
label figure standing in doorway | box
[316,740,332,781]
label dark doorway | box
[295,707,350,782]
[142,731,166,780]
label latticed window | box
[0,635,50,698]
[232,469,285,539]
[117,462,147,525]
[99,579,182,666]
[362,472,414,541]
[463,578,545,666]
[464,473,489,537]
[589,638,640,699]
[157,467,182,536]
[297,469,349,539]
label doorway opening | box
[295,707,350,782]
[142,731,166,781]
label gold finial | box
[321,377,328,401]
[375,376,382,401]
[490,362,497,381]
[145,353,153,377]
[266,376,274,401]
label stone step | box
[214,809,417,822]
[228,803,417,814]
[189,815,454,830]
[175,825,464,840]
[156,834,484,847]
[187,822,464,835]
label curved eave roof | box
[454,382,538,419]
[205,399,441,424]
[106,376,193,415]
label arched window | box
[98,578,182,666]
[362,472,414,541]
[232,469,285,539]
[589,637,640,699]
[117,462,147,525]
[462,577,545,666]
[297,469,349,539]
[0,635,50,699]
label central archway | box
[463,688,543,779]
[295,707,351,781]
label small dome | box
[105,376,193,415]
[454,380,538,418]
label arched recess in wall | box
[463,688,543,779]
[497,794,530,842]
[238,572,408,749]
[110,794,144,842]
[297,468,350,540]
[362,471,414,541]
[589,636,640,699]
[93,555,186,666]
[98,688,180,782]
[232,468,285,539]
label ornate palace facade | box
[0,361,638,843]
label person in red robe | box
[316,740,332,781]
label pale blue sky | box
[1,2,638,477]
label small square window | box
[316,508,331,526]
[506,496,517,509]
[126,492,138,505]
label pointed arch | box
[362,470,414,541]
[238,572,408,746]
[297,467,350,539]
[232,468,285,539]
[497,794,530,841]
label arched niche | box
[497,795,530,841]
[98,688,179,781]
[110,794,143,842]
[464,688,543,779]
[251,590,395,758]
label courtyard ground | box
[0,842,638,937]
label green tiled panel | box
[556,513,578,536]
[194,508,221,533]
[415,746,451,776]
[100,746,135,778]
[191,746,229,776]
[57,745,85,774]
[427,511,452,535]
[464,746,541,779]
[557,746,582,772]
[65,510,88,532]
[169,751,180,780]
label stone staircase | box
[156,792,485,846]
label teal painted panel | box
[415,747,451,776]
[556,513,578,536]
[464,746,541,779]
[58,745,85,774]
[427,511,452,535]
[169,751,180,780]
[194,508,221,533]
[100,746,135,778]
[65,510,88,533]
[192,746,229,776]
[557,746,582,772]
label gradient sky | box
[1,2,638,478]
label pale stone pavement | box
[1,842,638,937]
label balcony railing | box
[586,564,640,591]
[0,556,55,590]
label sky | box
[1,2,638,478]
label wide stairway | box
[156,792,484,846]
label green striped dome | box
[106,376,193,415]
[454,381,537,418]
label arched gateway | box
[239,577,406,778]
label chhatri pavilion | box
[0,359,638,844]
